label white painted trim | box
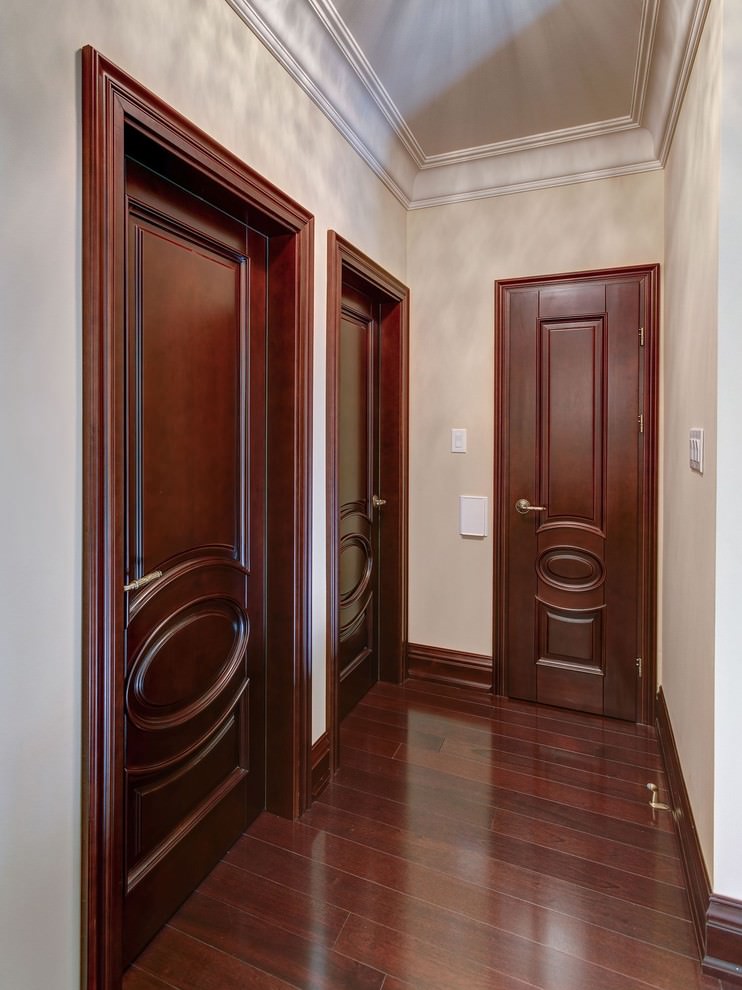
[631,0,661,121]
[223,0,412,207]
[419,118,640,169]
[224,0,709,206]
[659,0,714,164]
[409,160,664,211]
[305,0,426,167]
[307,0,657,169]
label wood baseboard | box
[406,643,492,691]
[655,686,711,954]
[656,687,742,985]
[310,732,331,800]
[705,896,742,985]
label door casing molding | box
[326,232,409,770]
[493,264,660,723]
[82,46,313,988]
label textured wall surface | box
[406,172,663,655]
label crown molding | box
[409,160,663,211]
[305,0,426,167]
[223,0,413,206]
[419,117,640,169]
[308,0,659,170]
[658,0,713,164]
[631,0,661,122]
[226,0,711,207]
[411,124,660,207]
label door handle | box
[515,498,546,515]
[124,569,163,592]
[372,494,387,509]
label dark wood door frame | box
[82,47,313,989]
[493,265,659,724]
[326,232,409,770]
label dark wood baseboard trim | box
[656,687,742,985]
[655,686,711,955]
[705,896,742,985]
[311,732,331,800]
[407,643,492,691]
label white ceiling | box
[225,0,712,207]
[330,0,646,158]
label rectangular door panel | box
[135,227,243,569]
[540,321,604,528]
[537,602,604,670]
[538,281,606,319]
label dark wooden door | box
[122,161,266,962]
[499,271,654,720]
[337,284,381,720]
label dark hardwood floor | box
[124,679,726,990]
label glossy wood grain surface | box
[326,231,410,773]
[495,266,660,724]
[83,48,315,988]
[126,681,729,990]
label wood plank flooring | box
[125,679,727,990]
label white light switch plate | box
[689,427,704,473]
[451,428,467,453]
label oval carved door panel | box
[537,547,605,592]
[127,599,248,731]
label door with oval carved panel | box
[497,267,658,721]
[122,160,266,962]
[337,284,381,720]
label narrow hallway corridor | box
[124,680,725,989]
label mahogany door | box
[497,269,657,721]
[337,284,381,720]
[122,160,266,962]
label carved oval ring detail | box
[339,533,373,606]
[126,597,248,730]
[537,547,605,592]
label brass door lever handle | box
[515,498,546,514]
[372,495,387,508]
[124,570,163,592]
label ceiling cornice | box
[410,160,664,212]
[418,116,640,170]
[225,0,711,208]
[305,0,426,168]
[223,0,414,206]
[630,0,661,123]
[308,0,660,170]
[658,0,713,164]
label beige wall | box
[0,1,406,986]
[661,0,720,877]
[406,173,664,655]
[714,0,742,900]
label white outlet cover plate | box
[460,495,488,537]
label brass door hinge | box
[639,326,645,347]
[638,413,644,434]
[636,657,643,677]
